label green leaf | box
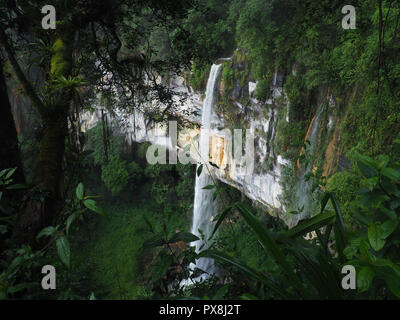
[56,236,70,268]
[143,234,165,248]
[356,154,378,178]
[330,193,347,262]
[143,215,154,233]
[368,223,385,251]
[6,184,26,190]
[7,282,37,294]
[213,285,228,300]
[285,210,335,238]
[4,168,17,180]
[36,226,57,240]
[380,206,397,220]
[202,184,215,190]
[7,256,23,273]
[66,214,76,236]
[83,199,109,220]
[381,167,400,181]
[0,169,9,179]
[240,293,260,300]
[374,263,400,298]
[357,266,374,293]
[152,254,173,282]
[197,164,203,177]
[168,232,199,244]
[358,239,376,263]
[380,219,398,239]
[211,206,233,237]
[378,156,389,171]
[76,182,84,200]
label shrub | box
[128,161,143,182]
[101,155,130,195]
[255,78,270,101]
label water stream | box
[190,63,222,279]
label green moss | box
[325,170,360,228]
[221,62,234,93]
[50,38,71,78]
[189,62,211,92]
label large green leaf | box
[235,203,308,297]
[66,214,77,235]
[143,234,165,248]
[197,164,203,177]
[285,210,335,239]
[357,266,374,293]
[76,182,84,200]
[168,232,199,244]
[83,199,109,220]
[356,154,378,178]
[374,262,400,298]
[211,206,233,237]
[330,193,347,262]
[202,184,215,190]
[381,167,400,181]
[368,223,385,251]
[199,249,288,299]
[36,226,57,240]
[380,219,399,239]
[56,236,70,268]
[4,168,17,180]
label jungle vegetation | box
[0,0,399,300]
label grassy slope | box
[72,184,156,299]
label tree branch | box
[0,26,44,113]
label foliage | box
[201,150,400,299]
[254,79,269,102]
[189,62,211,92]
[86,123,124,167]
[0,171,106,299]
[101,155,131,196]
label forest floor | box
[69,175,178,300]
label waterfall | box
[190,64,222,279]
[293,105,325,224]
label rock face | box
[207,63,292,224]
[199,51,339,227]
[80,51,341,228]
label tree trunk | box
[0,62,25,186]
[0,61,26,251]
[19,33,73,244]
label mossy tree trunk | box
[19,32,74,243]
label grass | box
[72,198,153,299]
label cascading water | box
[190,64,222,279]
[293,105,325,224]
